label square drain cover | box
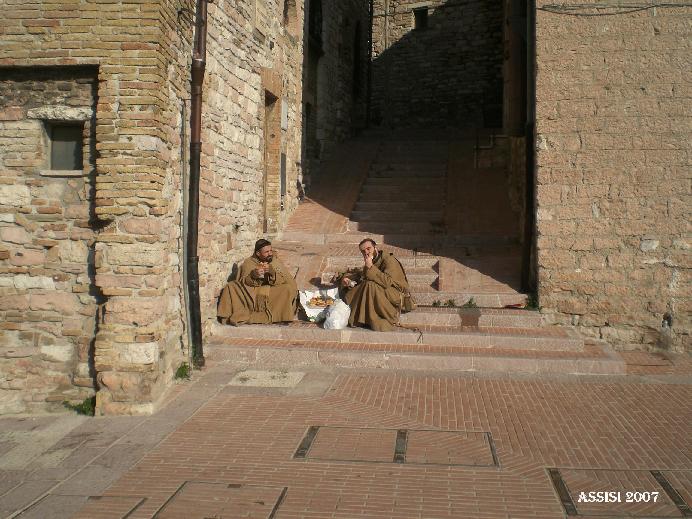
[155,482,286,519]
[294,426,498,466]
[549,468,692,517]
[406,430,495,466]
[228,370,305,388]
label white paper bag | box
[299,288,340,322]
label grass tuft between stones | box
[175,362,191,380]
[63,396,96,416]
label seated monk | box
[341,238,414,332]
[217,239,297,325]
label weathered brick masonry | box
[370,0,503,128]
[535,3,690,351]
[0,0,309,414]
[0,67,99,413]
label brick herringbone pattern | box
[74,368,692,518]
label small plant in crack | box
[174,362,191,380]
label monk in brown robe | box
[341,238,412,332]
[217,239,297,325]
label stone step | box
[354,201,443,212]
[346,220,444,233]
[350,210,444,222]
[368,169,447,179]
[210,322,584,352]
[326,256,439,270]
[280,232,521,249]
[407,272,439,290]
[205,339,623,376]
[397,307,543,328]
[369,172,446,179]
[412,291,527,308]
[360,181,445,190]
[358,192,443,203]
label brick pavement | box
[3,353,680,519]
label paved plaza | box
[1,349,690,518]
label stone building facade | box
[0,0,371,415]
[0,0,689,416]
[370,0,503,128]
[534,2,690,351]
[0,0,311,415]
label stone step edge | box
[210,323,583,351]
[204,341,624,376]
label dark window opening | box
[49,123,83,170]
[413,8,428,30]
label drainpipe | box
[366,0,373,126]
[187,0,208,367]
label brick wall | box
[0,0,308,414]
[0,67,99,413]
[371,0,503,128]
[535,3,690,351]
[198,0,305,334]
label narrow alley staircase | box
[209,130,625,376]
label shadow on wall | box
[370,0,503,129]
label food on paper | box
[308,296,335,308]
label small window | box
[49,123,83,170]
[413,8,428,30]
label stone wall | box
[371,0,503,128]
[199,0,306,333]
[535,3,691,351]
[0,0,308,414]
[0,67,99,413]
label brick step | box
[210,321,584,352]
[206,338,623,376]
[350,210,444,222]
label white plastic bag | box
[299,288,340,322]
[323,300,351,330]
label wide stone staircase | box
[208,130,625,376]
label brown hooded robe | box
[217,254,297,325]
[344,251,410,332]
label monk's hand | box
[341,276,351,288]
[253,267,266,279]
[364,254,373,269]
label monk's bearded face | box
[359,242,376,259]
[256,245,273,263]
